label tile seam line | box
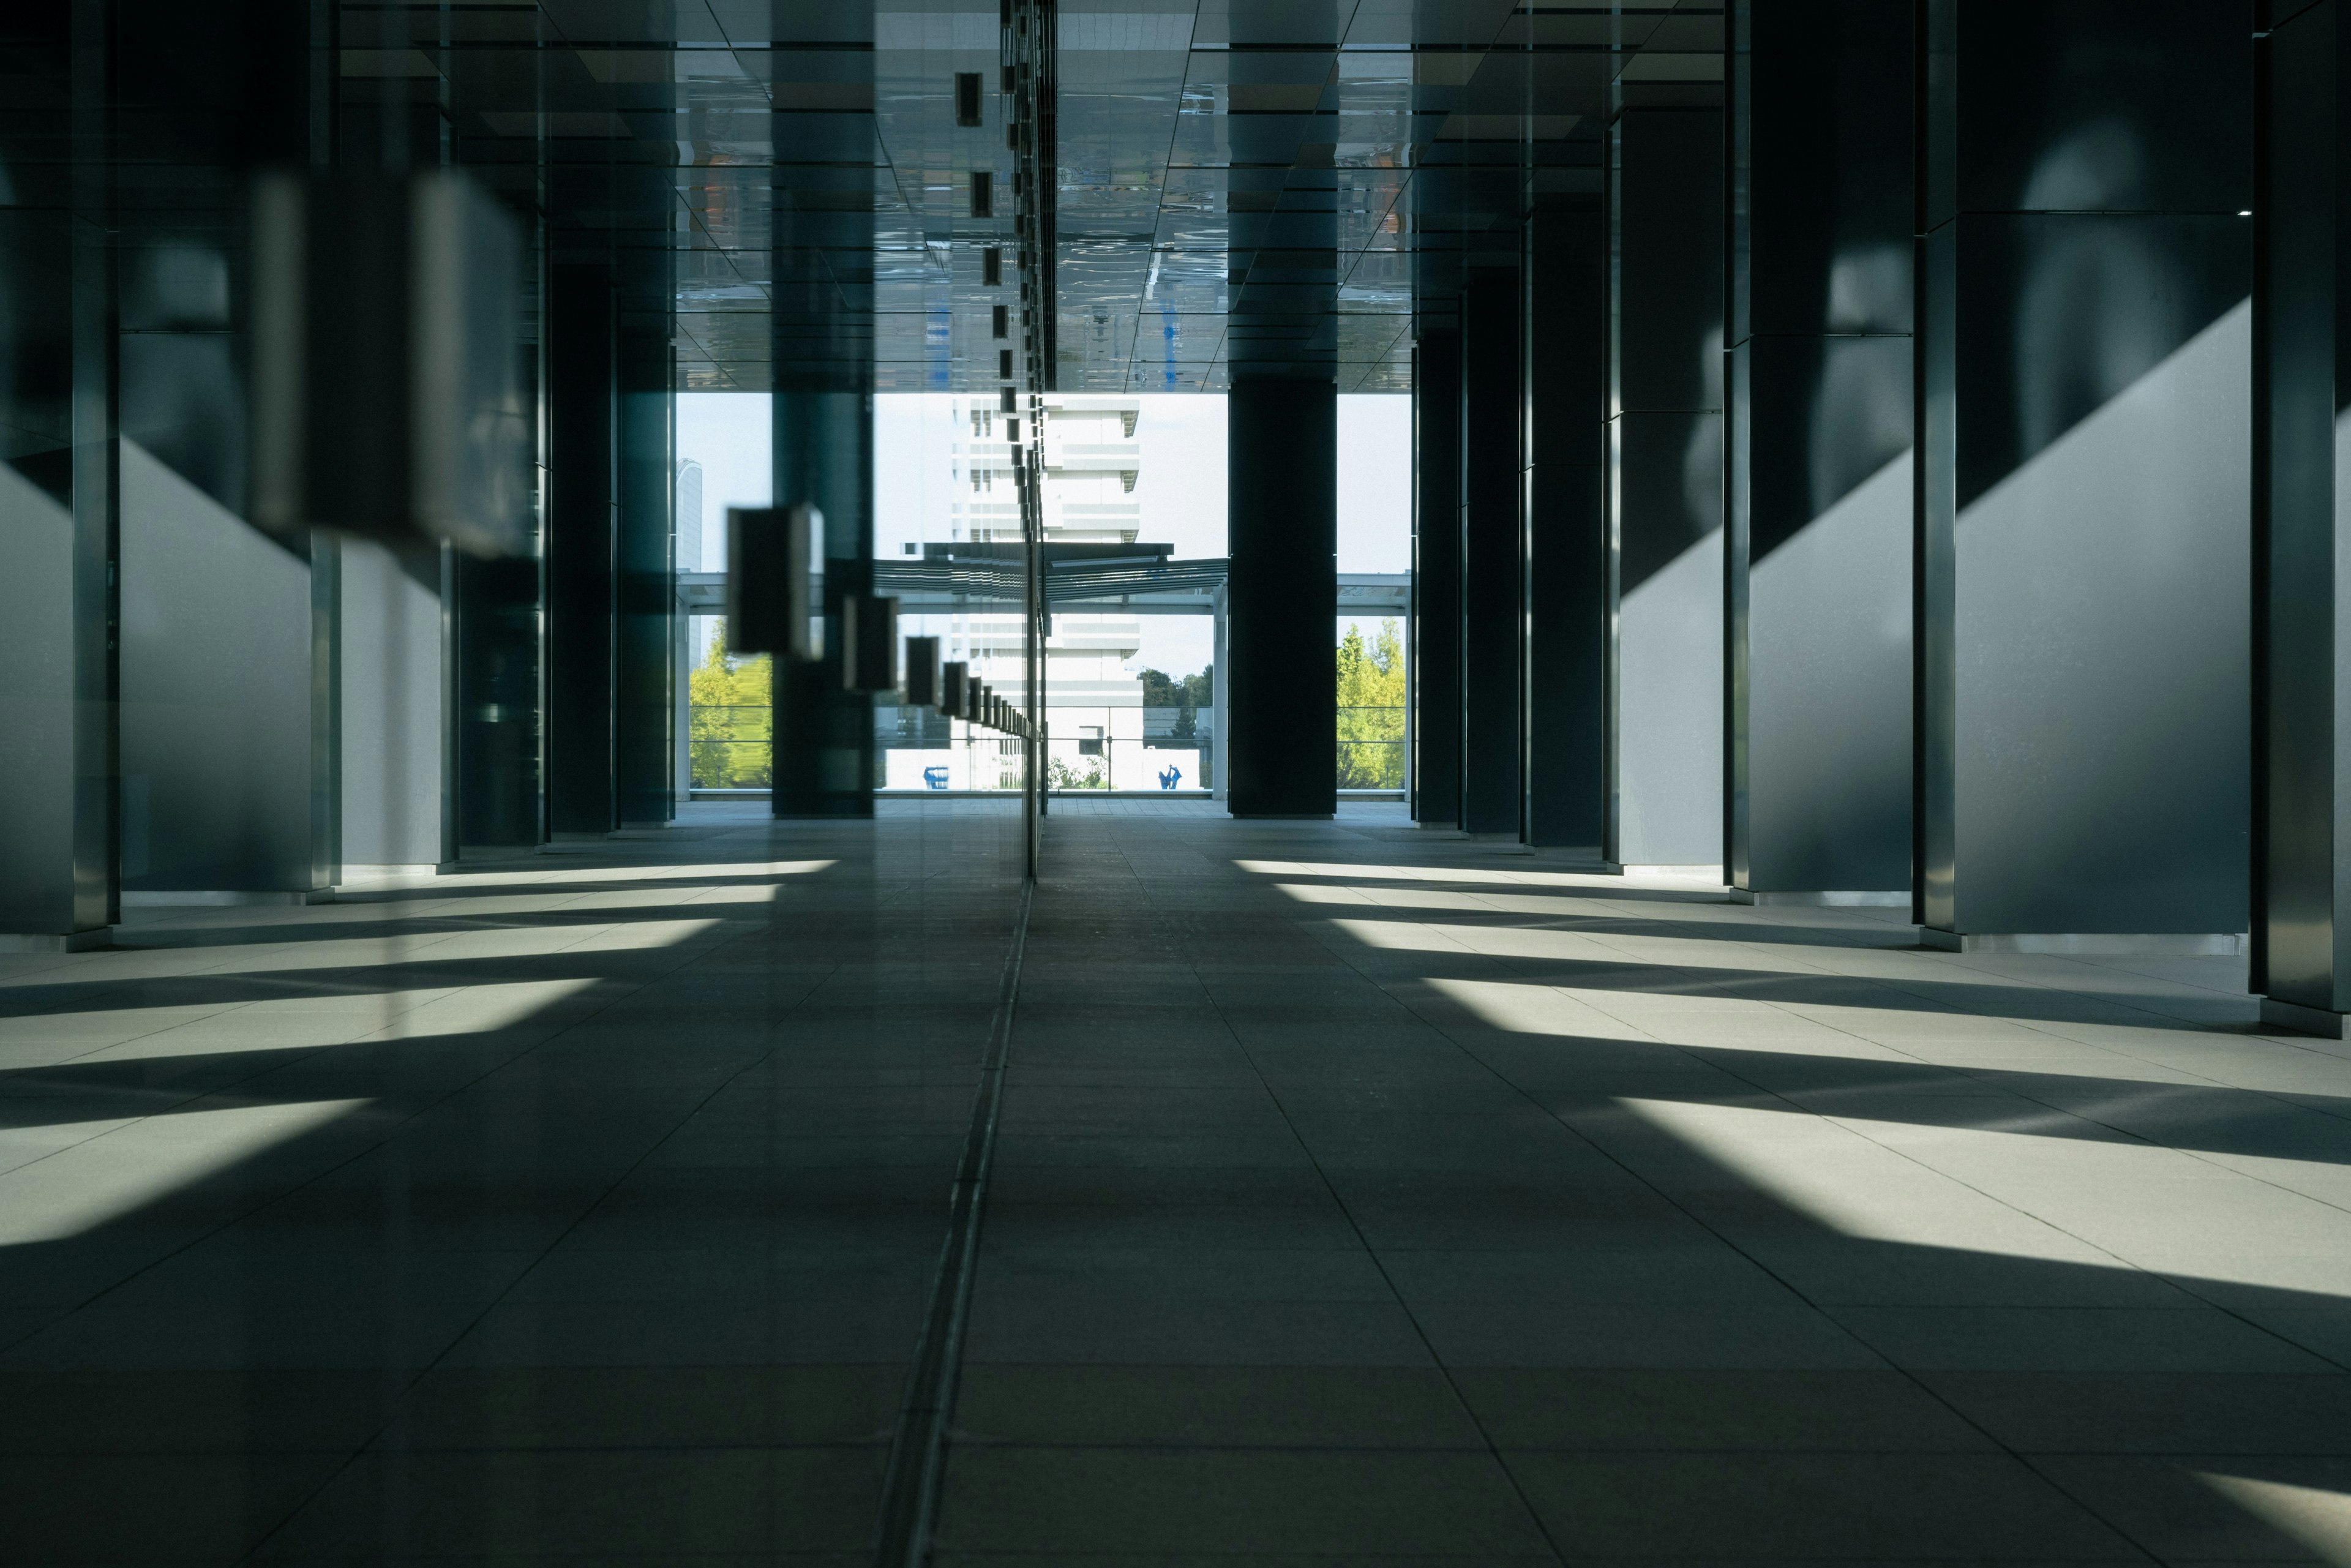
[1553,919,2341,1129]
[3,892,786,1346]
[1283,893,2164,1520]
[0,932,628,1236]
[1296,901,2287,1561]
[872,872,1034,1568]
[226,932,852,1564]
[1168,860,1575,1564]
[1535,921,2351,1239]
[1467,942,2264,1317]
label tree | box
[688,621,773,787]
[1336,619,1406,788]
[1139,664,1207,739]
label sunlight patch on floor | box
[1620,1096,2351,1297]
[1271,880,1770,925]
[1238,858,1667,889]
[1423,975,2306,1090]
[0,1098,370,1244]
[15,915,738,990]
[18,978,611,1070]
[2199,1472,2351,1564]
[356,858,837,891]
[1617,1096,2147,1267]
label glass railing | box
[689,700,1394,794]
[689,703,772,789]
[1040,732,1210,792]
[875,704,1027,790]
[1338,705,1405,790]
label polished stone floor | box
[7,798,2351,1563]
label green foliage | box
[1048,754,1104,790]
[1337,619,1406,789]
[689,620,773,787]
[1136,664,1212,741]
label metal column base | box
[2260,996,2351,1039]
[1919,930,2248,956]
[1727,890,1910,907]
[119,890,336,908]
[0,929,111,953]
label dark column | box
[1610,105,1725,869]
[615,247,674,828]
[452,549,539,847]
[771,389,874,816]
[1524,207,1608,854]
[768,18,877,819]
[110,0,328,896]
[1221,8,1337,819]
[0,1,116,945]
[1227,377,1336,819]
[454,197,541,851]
[2255,0,2351,1031]
[1725,1,1913,900]
[1460,268,1522,836]
[1916,1,2249,944]
[1411,327,1463,828]
[546,259,618,836]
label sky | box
[673,393,772,572]
[676,391,1411,679]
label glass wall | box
[686,616,770,789]
[876,393,1224,794]
[1336,397,1411,792]
[1337,616,1407,789]
[677,394,774,795]
[671,391,1411,800]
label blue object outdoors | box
[1157,764,1182,790]
[923,766,950,790]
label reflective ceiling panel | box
[359,0,1721,392]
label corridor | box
[7,800,2351,1562]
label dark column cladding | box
[1523,208,1608,853]
[546,261,618,836]
[1915,0,2249,938]
[771,389,875,816]
[1226,377,1337,819]
[1725,0,1913,897]
[1610,105,1725,869]
[113,0,328,896]
[1459,268,1522,837]
[0,2,118,939]
[1411,329,1463,828]
[2254,0,2351,1028]
[452,551,539,847]
[766,10,878,819]
[615,287,674,827]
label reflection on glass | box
[2016,118,2183,459]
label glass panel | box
[874,392,1225,795]
[687,613,770,789]
[1337,616,1408,790]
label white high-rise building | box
[675,459,704,572]
[940,396,1155,787]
